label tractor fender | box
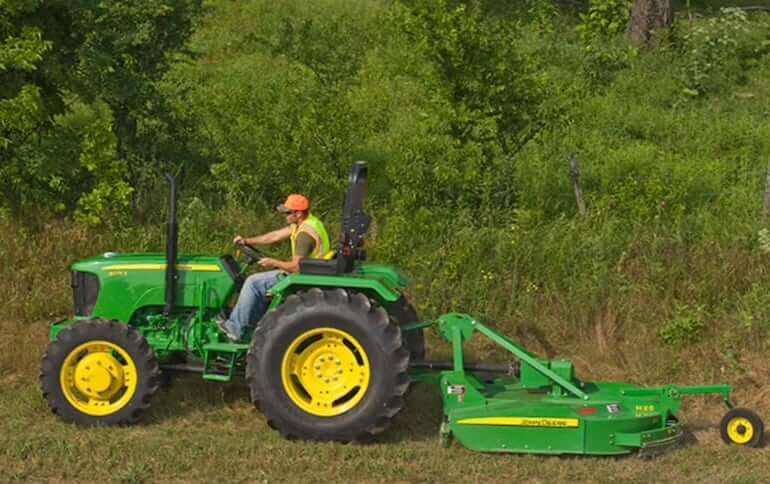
[268,273,402,304]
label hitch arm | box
[621,384,733,408]
[435,313,590,400]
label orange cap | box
[277,194,310,212]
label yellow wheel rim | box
[281,327,370,417]
[59,340,138,417]
[726,417,755,444]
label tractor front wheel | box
[246,288,410,442]
[40,320,160,425]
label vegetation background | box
[2,0,770,482]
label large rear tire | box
[246,288,410,442]
[385,296,425,361]
[40,320,160,426]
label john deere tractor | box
[41,162,423,441]
[41,161,764,454]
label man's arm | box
[260,255,303,273]
[257,233,316,273]
[234,226,292,246]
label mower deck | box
[406,313,737,455]
[442,378,684,455]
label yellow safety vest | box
[290,214,330,259]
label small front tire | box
[40,320,160,426]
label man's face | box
[286,211,300,224]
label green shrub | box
[73,115,133,226]
[733,282,770,343]
[660,305,706,345]
[678,8,770,97]
[576,0,632,42]
[575,0,635,86]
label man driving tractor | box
[216,193,330,341]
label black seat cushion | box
[299,258,340,275]
[299,255,354,275]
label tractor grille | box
[72,271,99,316]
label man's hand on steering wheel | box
[234,238,267,265]
[233,235,249,246]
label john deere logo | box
[457,417,579,428]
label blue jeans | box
[227,270,281,339]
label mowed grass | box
[1,317,770,484]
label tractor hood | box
[69,252,238,323]
[71,252,225,273]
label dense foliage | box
[0,0,202,222]
[3,0,770,355]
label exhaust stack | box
[164,174,178,315]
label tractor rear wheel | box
[40,320,160,425]
[246,288,410,442]
[385,296,425,361]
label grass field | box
[1,221,770,483]
[2,315,769,484]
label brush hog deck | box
[406,313,763,454]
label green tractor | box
[41,161,764,454]
[40,162,423,441]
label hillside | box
[2,1,770,482]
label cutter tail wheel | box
[720,408,764,447]
[246,288,410,442]
[40,320,160,425]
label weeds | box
[660,304,706,345]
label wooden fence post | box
[762,161,770,223]
[569,154,586,216]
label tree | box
[0,0,202,221]
[1,0,63,215]
[627,0,672,46]
[384,0,543,212]
[68,1,204,216]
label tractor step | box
[202,342,250,353]
[202,372,232,382]
[201,342,249,381]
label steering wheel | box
[235,243,267,265]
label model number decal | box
[635,405,656,414]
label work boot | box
[216,315,240,342]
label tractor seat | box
[299,250,354,275]
[299,258,338,275]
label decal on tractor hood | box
[103,263,221,272]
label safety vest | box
[290,214,330,259]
